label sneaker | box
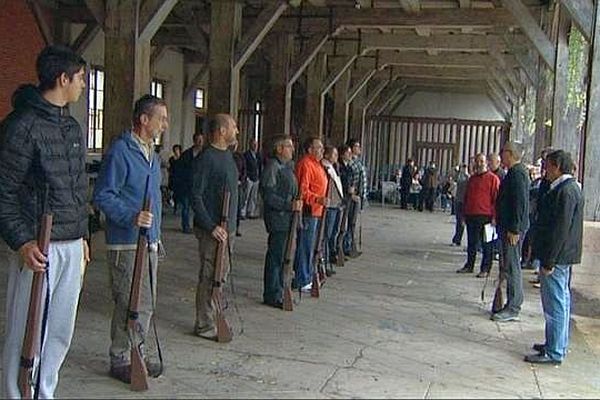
[532,343,546,353]
[524,353,561,365]
[195,326,217,340]
[491,310,520,322]
[300,283,312,293]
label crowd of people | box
[0,45,585,398]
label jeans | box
[344,200,359,254]
[325,208,340,261]
[465,215,492,273]
[294,217,318,288]
[180,195,191,232]
[540,264,571,361]
[263,231,287,304]
[501,230,524,313]
[452,202,465,245]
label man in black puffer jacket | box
[0,45,89,398]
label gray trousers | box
[107,248,158,368]
[500,231,524,313]
[2,239,84,399]
[242,179,259,218]
[194,229,231,335]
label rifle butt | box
[282,288,293,311]
[17,367,33,399]
[492,287,504,314]
[216,314,233,343]
[130,347,149,391]
[311,273,321,298]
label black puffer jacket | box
[0,85,88,251]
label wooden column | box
[330,69,351,145]
[263,34,294,146]
[349,89,366,141]
[104,1,150,151]
[582,0,600,220]
[208,0,242,117]
[551,7,571,151]
[304,53,327,141]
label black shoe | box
[524,353,561,365]
[109,365,131,384]
[264,300,283,309]
[456,266,473,274]
[235,231,242,237]
[532,343,546,353]
[146,361,163,378]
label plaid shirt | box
[351,157,368,201]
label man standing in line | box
[525,150,583,365]
[94,94,168,383]
[451,164,470,246]
[191,114,239,340]
[344,138,365,258]
[492,141,530,322]
[175,133,205,233]
[399,159,415,210]
[259,135,302,308]
[456,153,500,277]
[0,45,89,398]
[294,137,329,292]
[242,138,261,219]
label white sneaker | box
[300,283,312,293]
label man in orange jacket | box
[294,137,329,292]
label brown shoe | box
[476,272,489,278]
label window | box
[151,80,164,99]
[195,88,205,109]
[87,68,104,151]
[254,101,262,143]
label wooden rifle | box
[212,190,233,342]
[336,204,348,267]
[491,246,505,313]
[128,176,151,391]
[311,179,331,298]
[282,196,301,311]
[18,213,52,399]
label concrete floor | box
[2,204,600,398]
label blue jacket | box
[93,131,162,245]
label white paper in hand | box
[484,223,497,243]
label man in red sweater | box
[457,153,500,277]
[294,137,329,292]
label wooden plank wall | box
[364,116,510,190]
[238,108,262,150]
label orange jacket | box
[295,154,328,217]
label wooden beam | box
[84,0,105,26]
[184,65,209,98]
[379,65,491,80]
[348,69,377,103]
[361,33,513,53]
[551,7,571,151]
[559,0,593,42]
[27,0,54,45]
[289,34,330,86]
[139,0,179,42]
[582,0,600,219]
[459,0,472,8]
[321,55,358,95]
[487,89,511,120]
[234,0,288,69]
[71,22,100,55]
[500,0,555,69]
[398,0,421,13]
[503,34,540,86]
[364,79,391,110]
[376,51,505,69]
[150,45,168,69]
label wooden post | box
[330,69,351,145]
[582,0,600,220]
[304,53,327,141]
[208,0,242,117]
[551,7,571,151]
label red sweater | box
[295,154,328,217]
[463,171,500,219]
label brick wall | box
[0,0,45,119]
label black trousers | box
[263,230,287,304]
[465,215,493,273]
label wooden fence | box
[364,116,510,190]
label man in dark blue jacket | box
[259,135,302,308]
[525,150,583,365]
[94,95,168,383]
[492,141,530,322]
[0,45,89,398]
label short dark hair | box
[133,94,166,126]
[302,137,320,154]
[172,144,182,152]
[546,150,574,175]
[208,114,231,134]
[271,135,292,156]
[36,45,87,92]
[323,145,337,158]
[346,138,360,148]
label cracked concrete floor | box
[2,204,600,398]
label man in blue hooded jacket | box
[94,94,168,384]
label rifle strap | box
[146,243,164,375]
[33,264,51,400]
[226,239,245,336]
